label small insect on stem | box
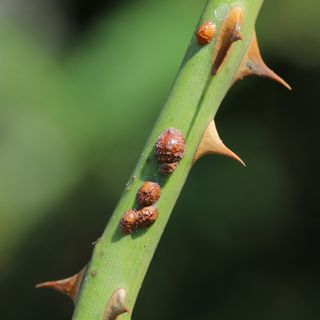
[196,21,216,45]
[119,209,139,234]
[136,205,159,228]
[155,128,185,175]
[212,6,244,75]
[159,162,178,176]
[136,181,161,208]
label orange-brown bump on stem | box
[36,268,85,302]
[137,205,159,228]
[159,162,178,176]
[196,21,216,45]
[193,120,246,166]
[155,128,185,164]
[212,6,244,75]
[103,288,129,320]
[136,181,161,207]
[119,209,138,234]
[234,32,292,90]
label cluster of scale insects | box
[119,14,245,234]
[37,8,292,316]
[120,128,186,234]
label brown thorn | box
[212,6,244,75]
[235,32,291,90]
[194,120,246,166]
[36,268,85,302]
[103,288,129,320]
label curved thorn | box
[36,268,85,302]
[212,6,244,75]
[235,32,291,90]
[194,120,246,167]
[103,288,129,320]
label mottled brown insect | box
[155,128,185,164]
[159,162,178,176]
[196,21,216,45]
[137,206,159,228]
[136,181,161,207]
[119,209,138,234]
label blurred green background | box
[0,0,319,319]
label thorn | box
[194,120,246,166]
[235,32,291,90]
[103,288,129,320]
[212,6,244,75]
[36,268,85,302]
[92,237,101,246]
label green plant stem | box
[73,0,263,318]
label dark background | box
[0,0,319,319]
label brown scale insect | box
[137,206,159,228]
[155,128,185,164]
[159,162,178,176]
[136,181,161,207]
[196,21,216,45]
[155,128,185,175]
[119,209,138,234]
